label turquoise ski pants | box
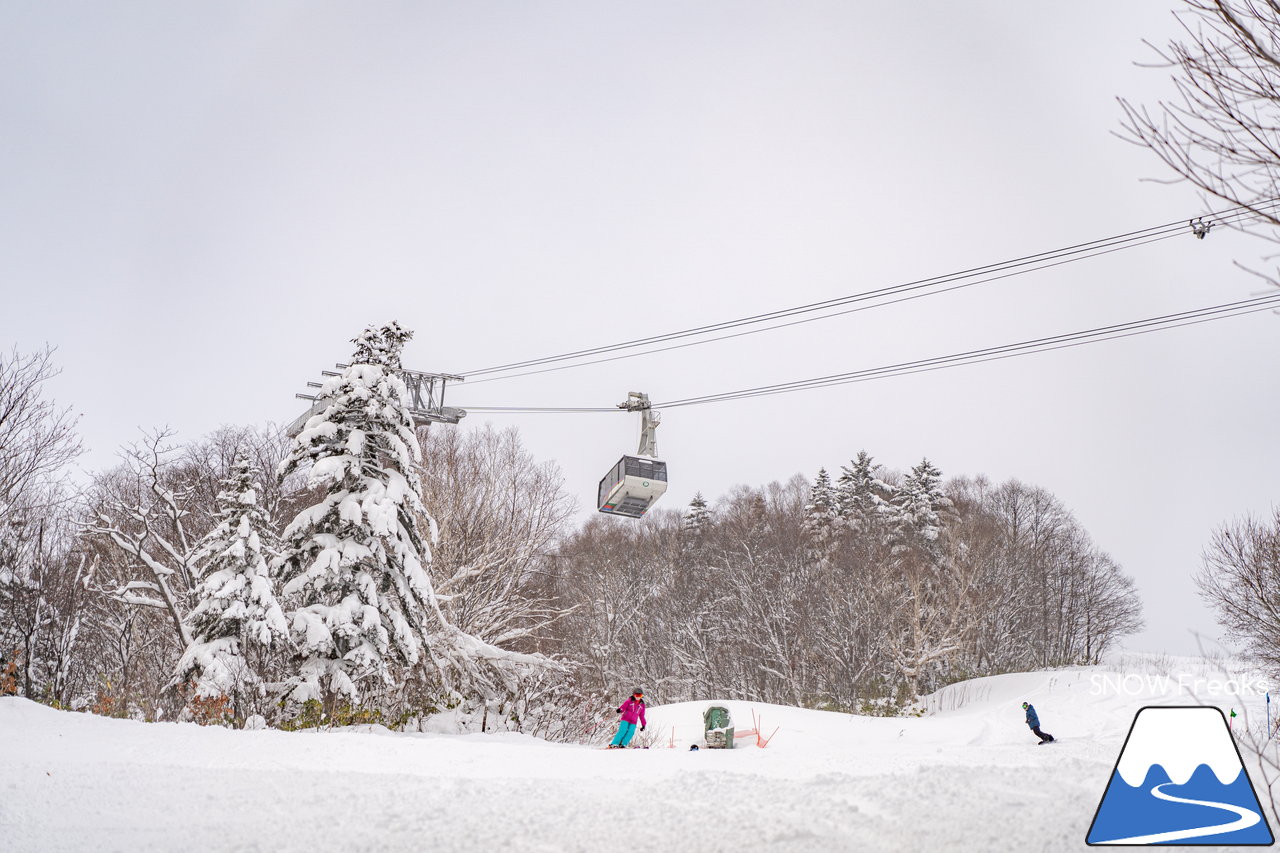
[611,720,637,747]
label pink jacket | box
[618,697,647,726]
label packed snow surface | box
[2,654,1274,852]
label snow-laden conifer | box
[682,492,712,539]
[172,456,288,700]
[836,451,895,533]
[277,321,440,703]
[803,467,840,547]
[892,458,952,550]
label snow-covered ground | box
[2,654,1275,852]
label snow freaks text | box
[1090,673,1268,698]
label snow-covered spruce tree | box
[172,456,288,717]
[278,322,553,713]
[803,467,840,565]
[891,457,952,554]
[886,458,966,698]
[682,492,712,542]
[836,451,895,534]
[276,321,443,707]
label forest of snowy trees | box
[548,459,1144,709]
[0,325,1144,734]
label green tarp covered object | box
[703,705,735,749]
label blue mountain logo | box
[1086,706,1274,846]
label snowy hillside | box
[2,654,1275,852]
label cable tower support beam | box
[287,363,467,436]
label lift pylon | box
[286,363,466,436]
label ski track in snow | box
[1,659,1273,852]
[1093,781,1262,845]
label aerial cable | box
[674,301,1276,406]
[456,405,618,413]
[714,300,1280,403]
[461,225,1195,387]
[459,199,1279,382]
[461,291,1280,413]
[463,199,1272,380]
[653,292,1280,408]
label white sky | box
[3,1,1277,656]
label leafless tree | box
[1073,547,1144,664]
[0,347,84,702]
[553,514,673,695]
[1120,0,1280,281]
[1196,509,1280,671]
[82,430,202,649]
[713,480,816,706]
[946,476,1020,673]
[0,346,82,512]
[0,502,79,697]
[419,425,576,651]
[884,546,976,700]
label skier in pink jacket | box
[609,689,647,748]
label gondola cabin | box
[597,455,668,518]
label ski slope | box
[1,654,1273,852]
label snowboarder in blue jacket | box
[1022,702,1054,744]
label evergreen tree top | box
[837,451,893,500]
[806,467,836,512]
[224,455,258,499]
[893,457,953,546]
[207,455,267,531]
[282,322,423,484]
[902,458,947,497]
[683,491,712,535]
[351,321,413,369]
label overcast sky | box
[3,1,1277,656]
